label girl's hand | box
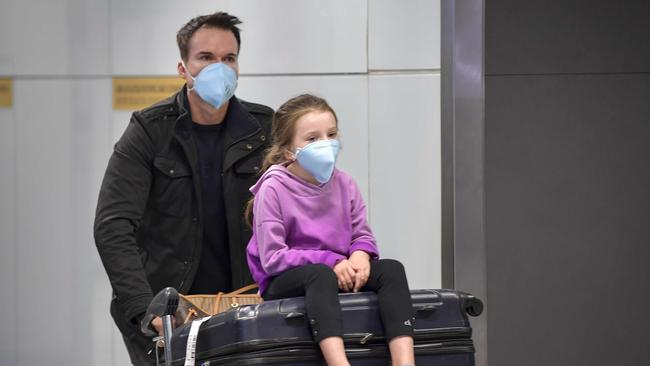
[333,259,356,292]
[349,250,371,292]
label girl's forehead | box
[295,111,337,132]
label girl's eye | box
[328,132,338,138]
[307,137,316,142]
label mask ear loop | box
[283,147,298,166]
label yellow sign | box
[0,78,12,108]
[113,77,185,110]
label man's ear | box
[177,61,188,78]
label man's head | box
[177,12,242,62]
[176,12,242,109]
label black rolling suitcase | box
[168,289,483,365]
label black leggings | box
[263,259,415,343]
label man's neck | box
[187,90,229,125]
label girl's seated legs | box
[263,264,350,365]
[364,259,416,366]
[263,260,415,365]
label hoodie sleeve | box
[254,183,346,276]
[347,177,380,259]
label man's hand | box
[349,250,371,292]
[150,316,180,336]
[151,317,164,336]
[333,259,357,292]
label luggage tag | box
[184,316,212,366]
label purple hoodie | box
[246,164,379,294]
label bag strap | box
[183,308,197,324]
[212,292,224,314]
[227,283,259,296]
[209,284,259,314]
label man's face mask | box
[295,139,340,184]
[184,62,237,109]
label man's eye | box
[225,56,237,63]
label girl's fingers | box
[345,271,354,291]
[336,271,349,291]
[346,266,356,279]
[353,278,362,292]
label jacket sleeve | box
[254,184,345,276]
[348,178,380,259]
[93,113,155,324]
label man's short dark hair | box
[177,12,242,61]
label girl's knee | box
[379,258,406,275]
[305,263,337,284]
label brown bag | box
[176,284,263,324]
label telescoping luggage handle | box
[141,287,179,366]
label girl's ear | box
[282,147,296,162]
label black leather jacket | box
[94,87,272,326]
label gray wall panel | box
[0,109,16,366]
[485,73,650,366]
[486,0,650,75]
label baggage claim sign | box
[113,77,185,110]
[0,78,11,108]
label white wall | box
[0,0,441,364]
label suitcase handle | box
[285,311,306,319]
[459,292,484,317]
[415,304,437,312]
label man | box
[94,12,272,365]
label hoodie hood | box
[250,164,338,197]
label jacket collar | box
[173,85,193,139]
[173,85,261,143]
[223,97,261,143]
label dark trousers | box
[263,259,415,343]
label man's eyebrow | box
[195,51,214,57]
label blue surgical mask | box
[295,139,340,183]
[184,62,237,109]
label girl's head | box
[260,94,339,172]
[245,94,339,226]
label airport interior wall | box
[0,1,443,364]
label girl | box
[245,94,416,366]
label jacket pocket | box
[150,156,193,217]
[233,153,262,175]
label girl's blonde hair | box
[244,94,338,226]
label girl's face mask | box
[294,139,340,183]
